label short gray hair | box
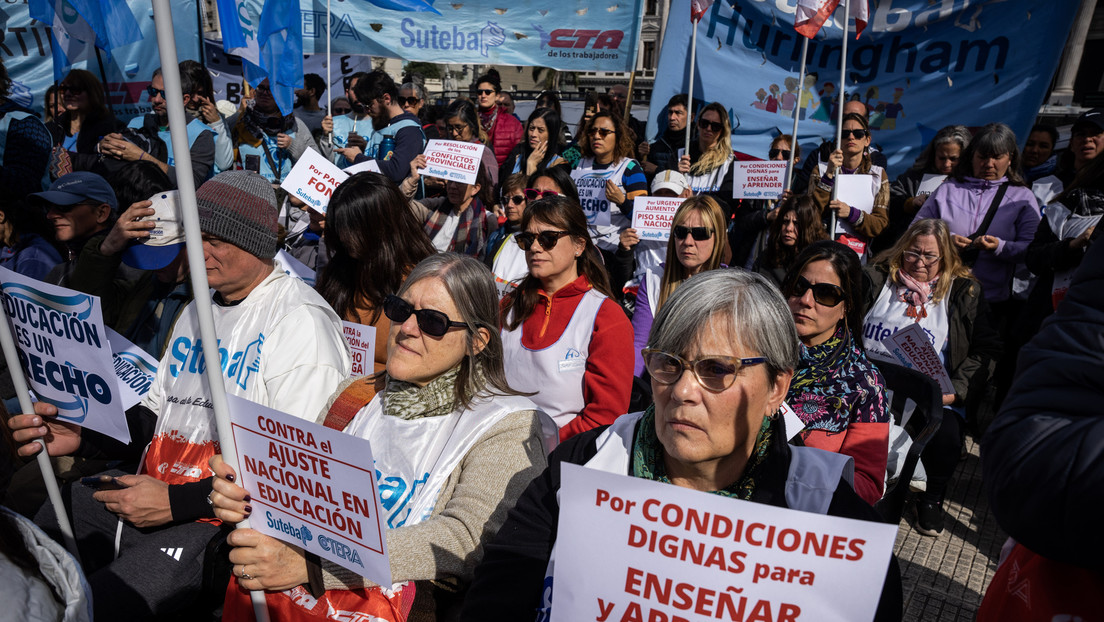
[399,82,425,101]
[647,270,799,381]
[397,253,525,406]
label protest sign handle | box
[326,0,332,143]
[829,0,850,240]
[625,70,636,120]
[0,302,80,562]
[685,16,699,157]
[150,1,270,620]
[784,37,809,194]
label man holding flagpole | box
[9,171,351,620]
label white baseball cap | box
[121,191,185,270]
[650,169,690,196]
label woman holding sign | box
[210,253,556,621]
[630,196,727,376]
[808,112,890,259]
[862,219,1000,536]
[882,125,970,252]
[571,111,648,287]
[404,154,493,260]
[464,269,902,621]
[782,241,890,506]
[501,196,634,442]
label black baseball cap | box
[1072,108,1104,135]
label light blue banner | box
[650,0,1078,177]
[292,0,644,72]
[3,0,200,121]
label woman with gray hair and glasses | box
[463,269,902,621]
[208,253,557,621]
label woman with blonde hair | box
[630,195,727,375]
[862,218,1001,535]
[677,102,735,207]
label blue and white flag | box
[650,0,1079,177]
[216,0,303,115]
[28,0,142,80]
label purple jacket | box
[915,176,1040,302]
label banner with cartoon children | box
[650,0,1079,176]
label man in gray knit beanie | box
[195,170,280,302]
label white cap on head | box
[651,169,690,195]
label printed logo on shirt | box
[377,469,431,529]
[558,348,585,373]
[863,320,936,347]
[167,333,264,390]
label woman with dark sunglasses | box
[862,219,1000,536]
[808,112,890,259]
[464,269,903,621]
[486,173,530,294]
[474,72,523,168]
[571,110,648,294]
[782,240,890,506]
[501,196,634,442]
[45,69,120,172]
[676,103,735,208]
[210,253,557,621]
[630,196,727,376]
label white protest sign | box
[551,463,897,622]
[780,401,804,441]
[343,160,381,175]
[632,197,685,242]
[420,139,486,185]
[0,267,130,443]
[280,148,349,214]
[106,328,158,411]
[836,174,876,214]
[274,250,317,287]
[571,169,613,228]
[886,323,955,394]
[917,174,947,196]
[733,161,789,199]
[228,394,390,584]
[342,321,378,377]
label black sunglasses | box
[476,88,496,95]
[59,84,86,95]
[332,107,351,115]
[698,118,724,133]
[768,148,792,160]
[398,96,420,107]
[841,129,868,139]
[504,194,526,205]
[382,294,468,337]
[672,225,713,241]
[523,188,560,201]
[515,230,570,251]
[787,275,846,307]
[587,127,617,138]
[146,85,166,99]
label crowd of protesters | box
[0,53,1101,621]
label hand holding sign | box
[733,161,788,199]
[280,150,349,214]
[420,139,486,185]
[6,401,82,458]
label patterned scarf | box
[787,326,884,434]
[896,271,936,320]
[382,367,459,420]
[630,405,774,500]
[422,197,489,259]
[479,107,498,137]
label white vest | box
[572,157,631,252]
[536,411,854,620]
[342,393,553,528]
[686,155,733,195]
[491,233,529,297]
[862,279,951,367]
[501,289,606,428]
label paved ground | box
[893,433,1006,621]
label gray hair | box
[647,269,799,382]
[397,253,526,406]
[399,82,425,101]
[911,124,971,173]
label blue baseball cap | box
[30,172,118,212]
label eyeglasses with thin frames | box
[903,250,941,266]
[642,349,766,392]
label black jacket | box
[863,266,1002,405]
[647,126,688,175]
[462,419,903,621]
[982,235,1104,571]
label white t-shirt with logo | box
[141,269,352,485]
